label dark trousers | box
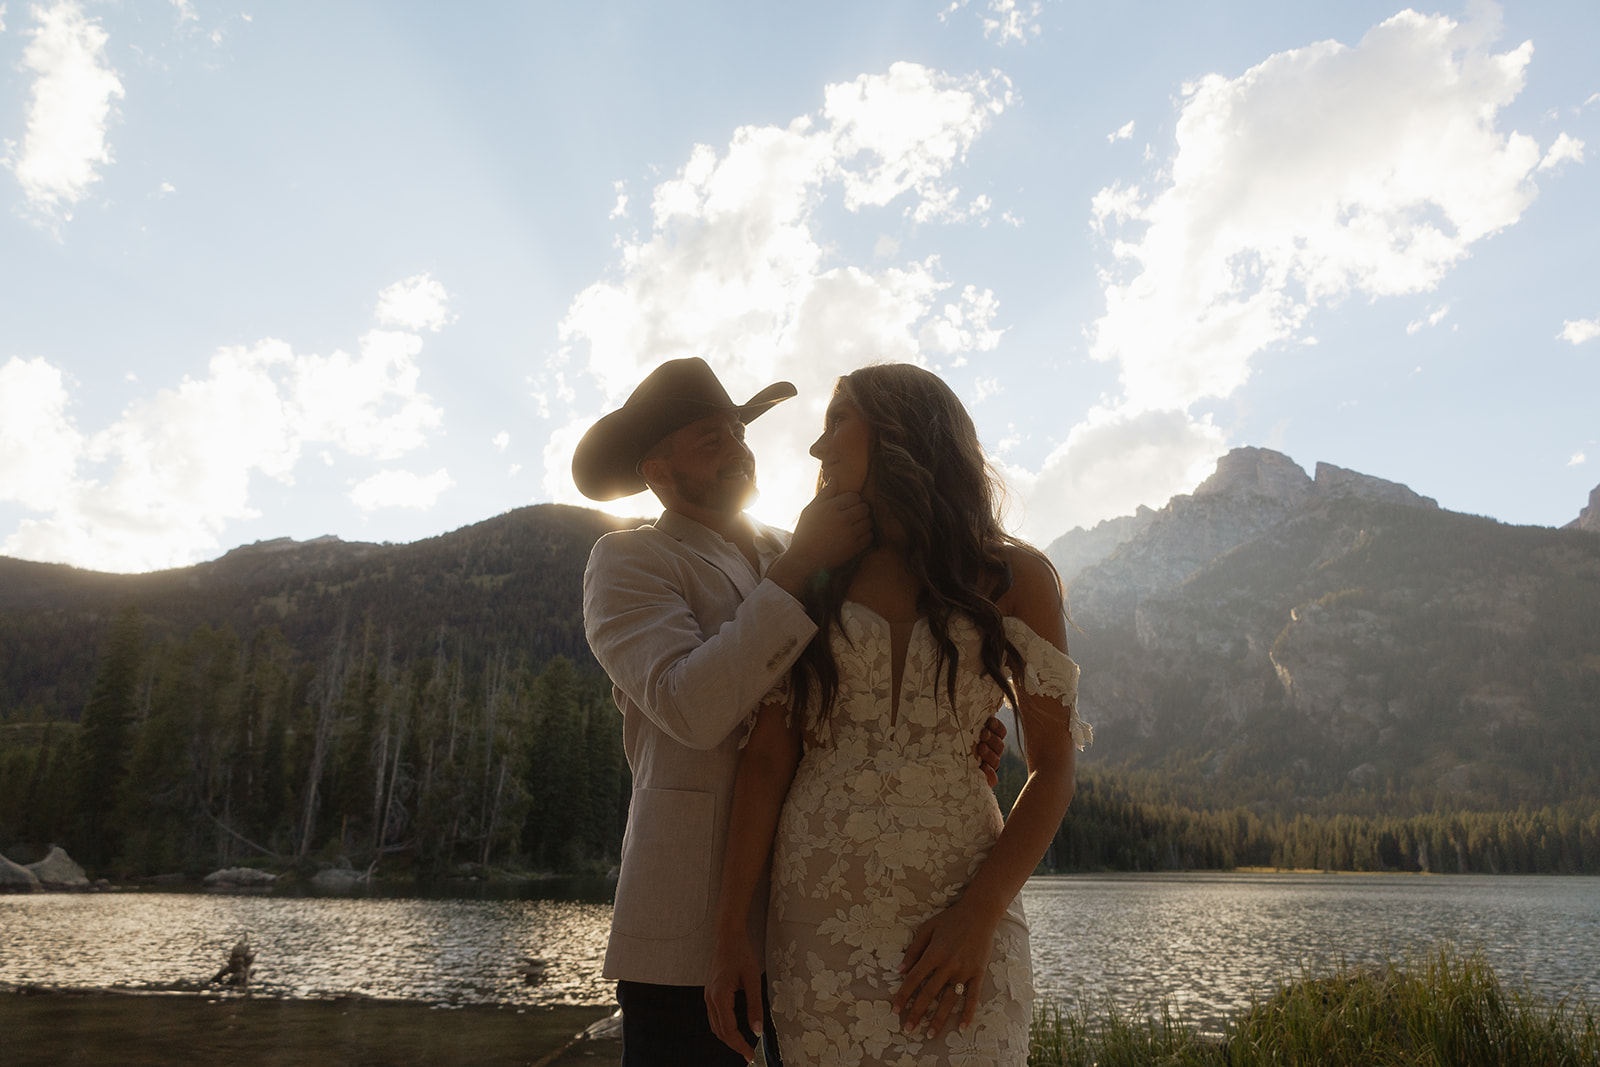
[617,978,781,1067]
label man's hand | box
[976,716,1007,787]
[766,483,872,599]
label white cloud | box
[1570,452,1587,467]
[8,0,124,224]
[940,0,1044,44]
[286,328,444,458]
[1559,317,1600,344]
[609,180,629,219]
[825,63,1011,221]
[919,283,1004,353]
[0,5,8,33]
[0,356,83,511]
[157,181,176,196]
[1406,304,1451,335]
[1107,120,1135,144]
[1538,132,1584,172]
[547,63,1009,527]
[374,273,453,332]
[350,468,454,511]
[1088,182,1141,235]
[169,0,196,24]
[2,281,449,571]
[1091,10,1549,413]
[1011,8,1560,542]
[493,431,510,451]
[1013,406,1229,539]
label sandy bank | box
[1,987,621,1067]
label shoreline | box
[1,985,622,1067]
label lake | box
[2,873,1596,1026]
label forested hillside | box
[0,505,638,879]
[5,461,1599,882]
[0,504,633,720]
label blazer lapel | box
[654,511,761,600]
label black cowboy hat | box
[571,357,796,501]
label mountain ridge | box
[4,452,1597,813]
[1049,448,1600,810]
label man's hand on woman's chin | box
[767,483,872,598]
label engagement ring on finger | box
[953,982,965,996]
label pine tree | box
[75,606,145,872]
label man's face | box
[651,413,758,516]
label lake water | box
[2,873,1596,1025]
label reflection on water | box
[0,892,616,1006]
[1022,873,1600,1026]
[2,873,1597,1018]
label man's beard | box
[672,463,758,514]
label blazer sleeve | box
[583,531,818,751]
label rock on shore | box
[28,846,90,888]
[310,867,369,893]
[203,867,279,889]
[1,853,41,891]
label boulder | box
[1,853,41,891]
[203,867,279,889]
[28,846,89,888]
[310,867,368,893]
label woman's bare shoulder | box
[996,543,1064,618]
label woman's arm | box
[892,546,1080,1039]
[704,699,802,1059]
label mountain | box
[5,458,1598,814]
[1054,448,1600,809]
[1567,483,1600,533]
[0,504,637,720]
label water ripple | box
[3,873,1596,1017]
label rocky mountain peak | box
[1313,462,1438,509]
[1192,447,1315,506]
[1057,447,1444,627]
[1043,505,1158,585]
[1565,483,1600,533]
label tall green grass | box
[1029,946,1600,1066]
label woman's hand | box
[705,929,764,1059]
[891,896,1001,1039]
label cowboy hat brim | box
[572,376,795,501]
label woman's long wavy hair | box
[790,363,1033,724]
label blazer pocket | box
[612,787,715,941]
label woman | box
[706,364,1091,1064]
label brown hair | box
[791,363,1041,723]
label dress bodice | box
[799,600,1090,757]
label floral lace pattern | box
[767,602,1087,1065]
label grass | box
[1029,946,1600,1067]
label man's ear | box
[638,454,670,493]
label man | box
[576,357,1002,1065]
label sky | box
[1,0,1596,573]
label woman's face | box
[810,392,871,495]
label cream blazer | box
[583,509,817,987]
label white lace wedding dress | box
[766,602,1089,1066]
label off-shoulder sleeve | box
[1003,616,1093,751]
[738,675,795,750]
